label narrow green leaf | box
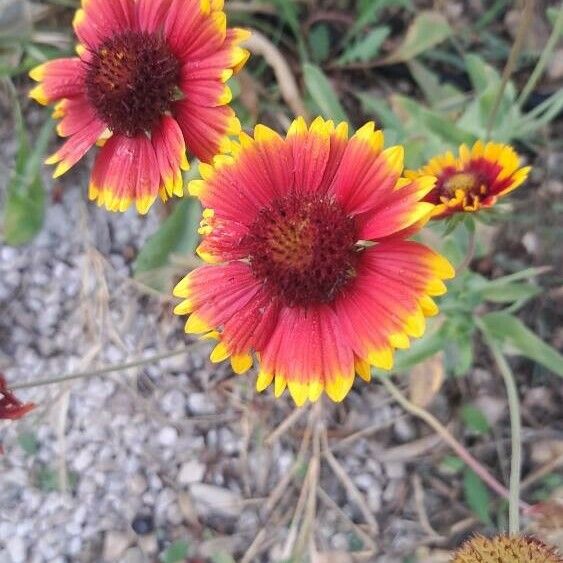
[463,468,493,525]
[302,62,349,122]
[480,312,563,377]
[355,91,404,133]
[381,11,451,64]
[337,26,389,65]
[393,329,445,371]
[345,0,407,42]
[478,282,541,304]
[308,24,330,63]
[407,60,463,109]
[3,97,52,246]
[133,197,201,291]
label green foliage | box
[161,540,189,563]
[133,197,201,292]
[479,312,563,377]
[381,11,452,64]
[463,468,493,526]
[3,89,52,246]
[302,62,349,123]
[336,26,390,65]
[461,405,490,435]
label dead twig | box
[245,29,309,119]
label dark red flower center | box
[85,31,180,136]
[244,194,359,306]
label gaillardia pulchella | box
[29,0,249,214]
[452,534,562,563]
[406,141,530,219]
[173,117,455,406]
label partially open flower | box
[406,141,530,220]
[0,375,35,421]
[174,117,455,406]
[453,534,562,563]
[29,0,249,214]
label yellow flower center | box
[443,172,477,195]
[453,534,562,563]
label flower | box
[406,141,531,220]
[29,0,249,214]
[173,117,455,406]
[452,534,562,563]
[0,374,35,421]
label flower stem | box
[379,373,530,512]
[518,1,563,108]
[457,227,476,275]
[486,0,534,138]
[9,342,205,391]
[480,331,522,535]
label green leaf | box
[381,11,452,64]
[355,91,405,134]
[463,468,493,525]
[3,94,52,246]
[162,540,189,563]
[302,62,349,122]
[479,312,563,377]
[478,282,541,304]
[133,197,201,292]
[461,405,490,434]
[308,24,330,63]
[407,60,463,109]
[393,329,445,372]
[346,0,411,42]
[337,26,390,65]
[392,95,476,146]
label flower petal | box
[88,134,160,214]
[331,123,404,216]
[44,96,106,178]
[357,176,436,240]
[334,242,454,369]
[135,0,171,32]
[151,115,189,201]
[260,306,355,405]
[28,58,85,105]
[174,262,280,359]
[173,100,240,163]
[164,0,226,60]
[73,0,135,49]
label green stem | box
[9,343,204,391]
[481,330,522,534]
[518,1,563,108]
[379,373,530,512]
[456,227,476,275]
[486,0,534,138]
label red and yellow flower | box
[173,117,455,406]
[29,0,249,214]
[407,141,531,220]
[0,374,35,421]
